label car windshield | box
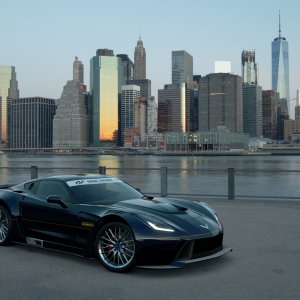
[67,178,143,204]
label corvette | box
[0,174,231,272]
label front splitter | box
[137,246,232,269]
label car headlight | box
[146,221,175,232]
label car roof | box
[43,174,112,182]
[11,174,115,191]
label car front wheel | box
[95,222,136,272]
[0,205,12,245]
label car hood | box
[117,198,187,213]
[79,197,222,235]
[114,197,222,235]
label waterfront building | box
[163,131,248,151]
[90,49,120,146]
[215,61,232,74]
[53,80,89,148]
[172,50,193,89]
[121,85,140,145]
[242,50,258,85]
[262,90,279,140]
[272,13,290,114]
[8,97,55,148]
[284,119,300,142]
[0,65,19,145]
[158,83,192,133]
[134,36,146,80]
[198,73,243,133]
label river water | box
[1,153,300,199]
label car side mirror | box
[47,195,68,208]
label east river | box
[1,153,300,199]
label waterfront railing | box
[1,165,300,200]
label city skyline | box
[1,0,300,114]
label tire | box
[0,205,12,245]
[95,222,136,272]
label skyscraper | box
[242,50,258,85]
[241,50,262,137]
[243,85,262,137]
[126,79,151,99]
[117,54,134,87]
[73,56,86,92]
[90,49,120,146]
[262,90,279,139]
[0,65,19,145]
[53,80,89,148]
[134,36,146,80]
[73,57,84,84]
[215,61,232,74]
[158,83,191,133]
[198,73,243,133]
[272,13,290,113]
[172,50,193,89]
[8,97,56,148]
[121,85,140,145]
[147,96,158,134]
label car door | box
[21,179,83,248]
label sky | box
[1,0,300,115]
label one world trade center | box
[272,12,290,115]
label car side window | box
[35,180,71,203]
[24,181,39,193]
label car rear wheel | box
[95,222,136,272]
[0,205,12,245]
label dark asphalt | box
[1,198,300,300]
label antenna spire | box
[279,10,281,38]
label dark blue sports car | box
[0,174,231,272]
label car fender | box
[0,190,23,217]
[91,210,154,241]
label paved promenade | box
[1,198,300,300]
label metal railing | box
[1,165,300,200]
[29,165,236,200]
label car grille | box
[192,233,223,258]
[177,233,223,260]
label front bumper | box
[137,246,232,269]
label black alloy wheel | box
[95,222,136,272]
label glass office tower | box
[172,50,193,89]
[0,65,19,144]
[272,14,289,113]
[90,49,120,146]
